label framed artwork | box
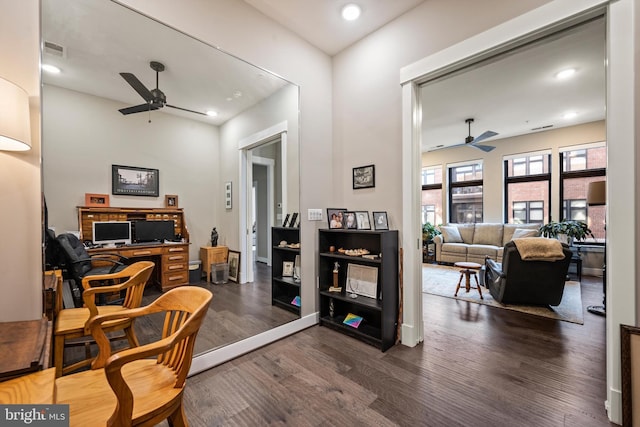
[353,164,375,189]
[355,211,371,230]
[85,193,109,207]
[372,211,389,230]
[282,213,291,227]
[343,211,357,229]
[224,182,232,210]
[282,261,294,277]
[621,324,640,426]
[227,250,240,283]
[327,208,347,229]
[112,164,159,197]
[289,212,298,228]
[346,263,378,299]
[165,194,178,208]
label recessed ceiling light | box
[341,4,361,21]
[42,64,61,74]
[206,110,218,117]
[563,111,578,120]
[555,68,576,79]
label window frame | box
[503,153,551,224]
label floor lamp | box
[586,180,606,316]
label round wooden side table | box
[454,261,483,299]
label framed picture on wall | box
[165,194,178,208]
[225,181,232,210]
[353,164,375,189]
[112,165,159,197]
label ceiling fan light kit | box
[118,61,206,117]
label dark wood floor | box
[177,274,612,427]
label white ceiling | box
[242,0,426,56]
[42,1,605,152]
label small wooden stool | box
[454,261,483,299]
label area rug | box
[422,264,584,324]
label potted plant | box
[422,222,441,242]
[539,220,594,245]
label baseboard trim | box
[401,323,422,347]
[189,312,319,376]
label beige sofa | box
[432,223,540,264]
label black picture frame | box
[353,164,375,189]
[282,213,291,227]
[355,211,371,230]
[228,250,241,283]
[112,164,159,197]
[289,212,298,228]
[327,208,347,229]
[372,211,389,230]
[621,324,640,426]
[343,211,357,229]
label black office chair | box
[56,233,129,307]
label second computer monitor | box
[134,220,175,243]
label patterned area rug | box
[422,264,584,324]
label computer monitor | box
[133,220,176,243]
[92,221,132,246]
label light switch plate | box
[308,209,323,221]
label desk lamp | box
[0,77,31,151]
[586,180,606,316]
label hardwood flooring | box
[178,274,612,427]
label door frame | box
[252,156,275,265]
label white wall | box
[0,0,43,321]
[42,85,219,258]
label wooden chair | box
[54,261,155,377]
[54,286,213,427]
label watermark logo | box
[0,405,69,426]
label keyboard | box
[127,241,162,247]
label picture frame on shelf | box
[353,164,375,189]
[355,211,371,230]
[346,263,378,299]
[343,211,357,229]
[112,164,159,197]
[85,193,110,207]
[227,250,240,282]
[327,208,347,229]
[165,194,178,208]
[372,211,389,230]
[282,213,290,227]
[282,261,294,277]
[289,212,298,228]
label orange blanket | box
[513,237,566,261]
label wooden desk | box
[200,246,228,282]
[0,319,52,382]
[88,243,189,291]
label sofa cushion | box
[441,243,469,254]
[440,226,463,243]
[468,244,500,255]
[503,223,540,246]
[454,224,476,244]
[472,223,504,247]
[512,228,539,239]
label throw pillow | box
[512,228,539,239]
[440,225,463,243]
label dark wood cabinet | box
[271,227,301,315]
[318,229,398,351]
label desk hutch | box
[77,206,190,291]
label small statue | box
[210,227,219,247]
[329,261,342,292]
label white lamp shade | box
[0,77,31,151]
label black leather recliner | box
[56,233,129,307]
[484,240,572,306]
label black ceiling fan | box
[461,118,498,152]
[118,61,206,117]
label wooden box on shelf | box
[271,227,301,315]
[318,228,398,351]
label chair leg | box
[474,273,483,299]
[54,335,65,378]
[167,401,188,427]
[454,273,464,297]
[124,325,140,348]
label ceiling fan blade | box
[472,144,496,152]
[119,72,154,102]
[472,130,498,144]
[118,103,159,115]
[166,104,207,116]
